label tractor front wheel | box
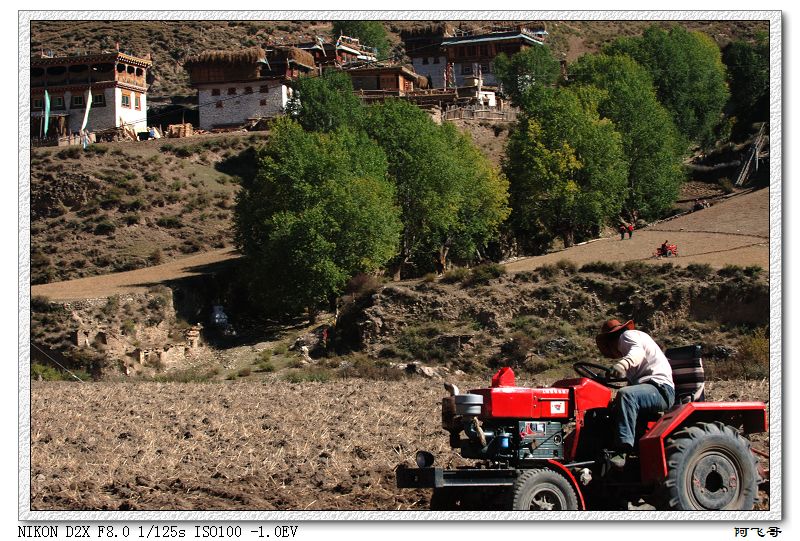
[511,468,579,510]
[663,421,758,510]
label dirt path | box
[31,248,241,302]
[506,188,770,274]
[31,189,770,302]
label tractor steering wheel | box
[573,361,627,389]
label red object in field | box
[491,367,516,387]
[470,386,571,419]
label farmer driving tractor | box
[595,319,675,469]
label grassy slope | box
[30,133,266,284]
[30,20,767,98]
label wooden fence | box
[442,106,518,122]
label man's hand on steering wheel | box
[572,361,627,389]
[609,362,626,381]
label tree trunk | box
[562,229,575,248]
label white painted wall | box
[411,56,447,88]
[196,82,288,130]
[59,87,148,135]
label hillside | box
[30,133,265,284]
[29,19,768,98]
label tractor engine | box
[443,368,573,466]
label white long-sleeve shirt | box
[613,330,674,389]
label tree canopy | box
[493,45,561,106]
[365,99,509,276]
[286,70,365,133]
[723,36,769,135]
[605,26,729,146]
[331,21,390,58]
[569,53,685,220]
[235,118,401,317]
[504,86,627,250]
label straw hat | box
[595,319,635,358]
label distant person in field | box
[620,224,627,241]
[627,224,634,239]
[660,240,670,257]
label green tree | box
[493,45,561,106]
[286,70,364,133]
[235,118,401,319]
[365,100,509,276]
[723,37,769,135]
[504,86,627,250]
[605,26,730,146]
[331,21,390,57]
[569,53,685,220]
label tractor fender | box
[638,401,767,485]
[546,459,586,510]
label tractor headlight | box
[415,450,434,468]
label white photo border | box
[18,9,782,522]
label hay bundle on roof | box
[184,47,266,68]
[400,23,453,39]
[271,47,316,70]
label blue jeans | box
[614,382,675,448]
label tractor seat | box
[664,344,706,404]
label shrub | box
[555,259,578,274]
[718,264,746,279]
[284,367,331,383]
[148,248,164,265]
[156,216,183,229]
[421,272,437,283]
[237,367,252,377]
[31,295,56,313]
[344,273,383,299]
[93,219,116,236]
[57,147,81,159]
[85,144,109,155]
[466,263,507,286]
[686,263,713,279]
[338,355,405,380]
[718,177,735,194]
[123,213,141,225]
[744,265,764,278]
[537,264,558,280]
[256,358,275,372]
[31,363,63,381]
[580,261,623,275]
[441,266,470,284]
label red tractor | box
[397,347,767,511]
[654,243,679,258]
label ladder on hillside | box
[735,123,768,186]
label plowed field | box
[29,378,770,511]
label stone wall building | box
[184,46,315,130]
[30,50,152,141]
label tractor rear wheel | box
[511,468,579,510]
[663,421,758,510]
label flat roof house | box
[30,50,152,142]
[184,46,315,130]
